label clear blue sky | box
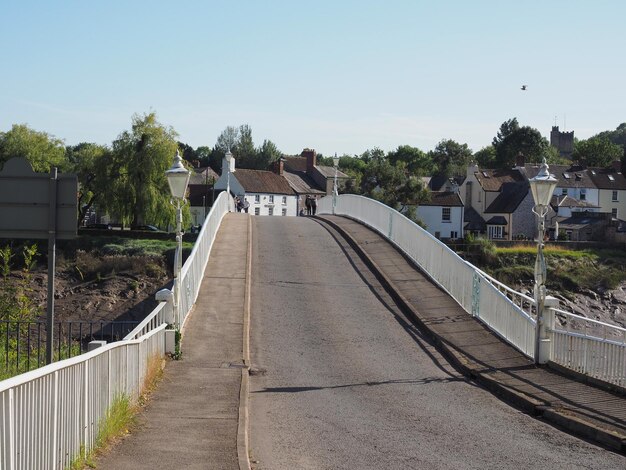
[1,0,624,157]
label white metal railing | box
[549,307,626,387]
[0,191,233,469]
[319,194,626,385]
[0,324,166,470]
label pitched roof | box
[464,207,486,231]
[188,167,219,185]
[284,156,307,172]
[551,195,599,209]
[523,163,595,189]
[419,191,464,207]
[474,168,524,191]
[587,167,626,190]
[283,171,326,195]
[232,169,295,195]
[314,165,350,179]
[485,181,529,213]
[486,215,508,225]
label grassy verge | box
[0,342,83,380]
[67,354,165,470]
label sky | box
[1,0,625,157]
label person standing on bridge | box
[305,195,312,215]
[310,195,317,216]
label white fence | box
[0,191,232,470]
[319,194,625,386]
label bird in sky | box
[521,85,527,90]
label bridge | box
[1,193,626,469]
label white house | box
[214,152,298,216]
[416,191,464,239]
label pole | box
[46,168,58,364]
[173,198,183,329]
[333,161,338,215]
[533,204,547,364]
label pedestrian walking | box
[243,198,249,213]
[305,195,312,215]
[311,196,317,216]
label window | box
[561,188,568,196]
[488,226,504,239]
[450,231,458,239]
[282,196,287,205]
[254,194,260,203]
[269,195,274,204]
[612,190,618,202]
[580,189,586,201]
[282,208,287,216]
[442,207,451,222]
[268,207,274,216]
[563,172,570,179]
[612,208,618,218]
[254,208,260,216]
[608,175,615,182]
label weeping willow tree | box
[107,112,189,229]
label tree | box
[258,139,282,169]
[66,142,114,227]
[473,146,496,168]
[572,137,623,167]
[234,124,258,169]
[108,112,183,228]
[492,118,550,168]
[428,139,472,177]
[0,124,66,172]
[215,126,239,154]
[595,123,626,148]
[387,145,433,175]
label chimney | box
[515,152,525,168]
[301,148,317,174]
[273,158,284,176]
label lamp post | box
[165,150,190,330]
[332,153,339,214]
[226,149,233,212]
[529,158,557,364]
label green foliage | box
[492,118,550,168]
[108,112,183,229]
[388,145,433,175]
[0,124,66,172]
[428,139,473,177]
[473,145,496,168]
[573,137,623,166]
[0,245,13,279]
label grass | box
[67,354,165,470]
[467,242,626,293]
[0,341,83,380]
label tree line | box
[0,112,624,227]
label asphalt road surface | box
[248,217,625,470]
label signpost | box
[0,157,77,364]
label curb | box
[237,214,253,470]
[317,215,626,454]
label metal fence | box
[1,320,140,377]
[319,194,626,385]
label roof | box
[486,216,508,225]
[419,191,464,207]
[427,175,449,191]
[314,165,350,179]
[523,163,595,189]
[557,213,609,230]
[284,156,307,172]
[283,171,326,195]
[587,167,626,190]
[188,167,219,185]
[485,181,529,213]
[464,207,486,231]
[551,195,599,209]
[232,169,295,195]
[474,168,524,192]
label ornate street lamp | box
[332,153,339,214]
[165,150,190,330]
[529,158,557,364]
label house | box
[461,163,525,218]
[187,166,219,226]
[587,163,626,221]
[482,181,535,240]
[283,149,351,215]
[415,191,464,239]
[555,212,614,241]
[214,152,298,216]
[521,163,599,207]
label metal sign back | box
[0,157,77,239]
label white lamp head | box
[165,150,190,199]
[333,153,339,168]
[529,158,557,207]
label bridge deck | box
[95,213,249,469]
[319,215,626,452]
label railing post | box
[388,212,393,239]
[83,361,89,456]
[538,296,559,364]
[472,272,481,318]
[7,388,15,470]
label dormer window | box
[608,175,615,182]
[563,173,570,179]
